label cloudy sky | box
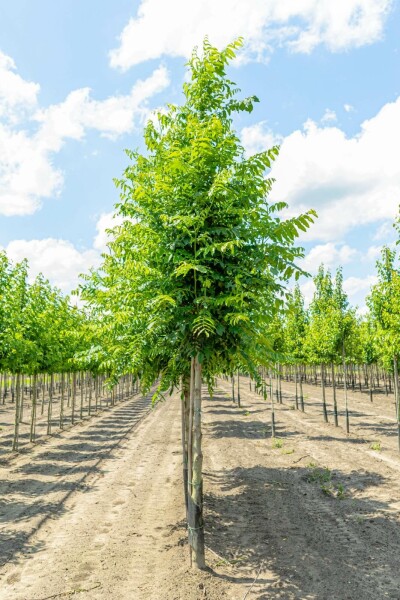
[0,0,399,309]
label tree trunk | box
[187,355,205,569]
[269,376,276,437]
[299,366,305,412]
[237,371,241,408]
[321,364,328,423]
[181,377,190,516]
[368,364,373,402]
[30,373,38,442]
[342,344,350,434]
[12,373,21,452]
[47,373,54,435]
[71,372,76,424]
[393,356,400,452]
[331,363,338,426]
[60,373,65,429]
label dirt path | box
[1,380,400,599]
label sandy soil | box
[1,378,400,599]
[0,383,125,459]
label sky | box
[0,0,399,310]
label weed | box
[282,448,294,455]
[307,466,331,484]
[272,437,284,449]
[370,441,381,452]
[243,410,250,416]
[307,465,346,499]
[336,483,346,499]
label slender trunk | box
[88,374,92,415]
[19,374,24,423]
[299,366,304,412]
[12,373,21,452]
[295,365,299,410]
[321,364,328,423]
[231,375,235,403]
[60,373,65,429]
[187,355,205,569]
[331,363,338,427]
[278,364,283,404]
[237,371,241,408]
[369,364,373,402]
[71,372,76,424]
[181,377,190,515]
[80,372,84,418]
[47,373,54,435]
[269,377,276,437]
[393,356,400,452]
[342,344,350,434]
[41,374,46,415]
[30,373,37,442]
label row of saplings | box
[0,372,138,452]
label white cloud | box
[93,211,125,252]
[343,274,378,297]
[0,52,169,217]
[34,65,169,142]
[302,243,358,273]
[109,0,392,70]
[5,238,101,294]
[241,122,282,156]
[0,51,39,121]
[366,245,383,261]
[299,280,316,307]
[3,211,122,293]
[321,109,337,123]
[373,220,396,241]
[269,96,400,241]
[344,103,354,112]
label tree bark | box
[331,363,338,426]
[181,376,190,516]
[321,364,328,423]
[393,356,400,453]
[12,373,21,452]
[30,373,37,442]
[187,355,205,569]
[342,344,350,434]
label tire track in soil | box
[0,393,241,600]
[0,394,177,600]
[209,380,400,599]
[0,392,153,574]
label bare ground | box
[1,378,400,599]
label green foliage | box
[284,284,308,362]
[370,441,382,452]
[80,38,315,393]
[305,265,357,364]
[0,250,95,375]
[272,437,284,449]
[367,246,400,367]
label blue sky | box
[0,0,399,309]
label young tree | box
[81,38,315,567]
[284,285,308,412]
[368,246,400,450]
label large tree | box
[81,38,316,567]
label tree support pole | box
[188,355,205,569]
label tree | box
[367,246,400,449]
[284,285,308,412]
[81,38,316,568]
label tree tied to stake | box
[80,38,316,568]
